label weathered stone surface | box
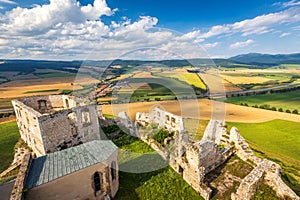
[202,120,226,144]
[117,111,139,137]
[12,95,100,157]
[136,106,184,133]
[9,152,31,200]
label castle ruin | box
[9,95,119,200]
[133,107,300,200]
[12,95,101,157]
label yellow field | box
[102,99,300,123]
[0,76,98,98]
[161,70,206,90]
[221,74,272,84]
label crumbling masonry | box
[12,95,101,157]
[133,107,300,200]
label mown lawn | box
[227,90,300,111]
[0,121,20,173]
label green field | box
[0,121,20,173]
[118,77,198,101]
[278,64,300,69]
[227,90,300,111]
[223,72,296,83]
[23,89,59,94]
[227,119,300,195]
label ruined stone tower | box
[12,95,101,157]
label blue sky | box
[0,0,300,60]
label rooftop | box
[25,140,117,189]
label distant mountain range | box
[228,53,300,65]
[1,53,300,73]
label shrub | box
[254,104,258,108]
[151,129,174,145]
[271,107,277,111]
[286,109,291,113]
[278,108,283,112]
[292,109,298,114]
[259,104,271,110]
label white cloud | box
[1,0,300,60]
[282,0,300,7]
[279,32,291,37]
[230,39,254,49]
[0,0,16,5]
[0,0,209,60]
[199,7,300,39]
[203,42,219,48]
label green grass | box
[60,90,73,94]
[122,77,199,101]
[131,83,174,100]
[23,89,59,94]
[103,114,116,119]
[227,90,300,111]
[227,119,300,195]
[0,121,20,173]
[205,155,253,200]
[115,167,204,200]
[251,182,281,200]
[104,125,203,199]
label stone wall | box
[229,127,262,165]
[264,162,300,200]
[16,95,78,114]
[12,95,101,157]
[12,99,46,156]
[136,107,184,133]
[230,127,300,200]
[117,112,139,137]
[134,109,300,200]
[202,120,226,144]
[39,104,100,154]
[10,153,31,200]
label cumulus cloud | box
[0,0,211,60]
[1,0,300,60]
[230,39,254,49]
